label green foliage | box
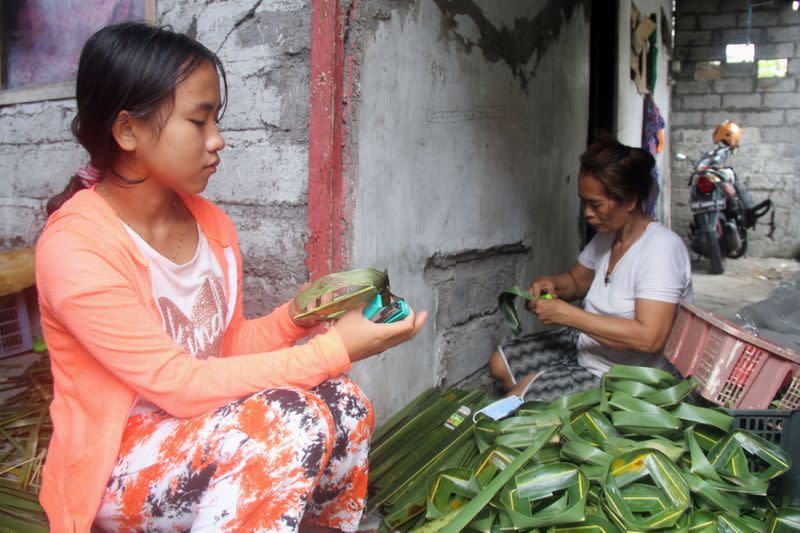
[368,365,796,532]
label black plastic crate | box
[730,409,800,506]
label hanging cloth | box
[642,94,665,218]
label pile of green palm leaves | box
[367,365,799,532]
[0,355,51,533]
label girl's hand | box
[525,276,557,311]
[532,297,574,326]
[332,306,428,363]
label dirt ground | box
[691,255,799,320]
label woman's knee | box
[489,350,506,379]
[313,376,374,430]
[489,351,515,390]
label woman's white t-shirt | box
[576,222,693,377]
[123,223,229,411]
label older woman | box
[490,140,693,400]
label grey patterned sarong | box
[498,327,600,403]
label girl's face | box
[132,62,225,194]
[578,173,634,234]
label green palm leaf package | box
[498,285,553,336]
[293,268,392,321]
[367,365,797,532]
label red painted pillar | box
[306,0,348,279]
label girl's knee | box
[208,390,337,499]
[314,376,375,431]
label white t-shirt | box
[123,223,230,411]
[576,222,693,377]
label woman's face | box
[130,63,226,194]
[578,173,634,234]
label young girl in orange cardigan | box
[37,22,426,532]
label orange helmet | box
[712,120,742,148]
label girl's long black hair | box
[46,22,227,215]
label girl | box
[489,140,692,400]
[36,22,426,532]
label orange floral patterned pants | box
[94,376,374,532]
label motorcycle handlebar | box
[696,145,733,170]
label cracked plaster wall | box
[0,0,311,316]
[345,0,591,422]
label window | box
[1,0,154,106]
[725,43,755,63]
[758,58,788,78]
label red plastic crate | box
[664,302,800,409]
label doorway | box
[583,0,619,245]
[587,0,618,144]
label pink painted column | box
[306,0,349,279]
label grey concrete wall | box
[671,0,800,257]
[0,0,311,316]
[345,0,591,421]
[617,0,674,226]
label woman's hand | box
[525,276,557,311]
[531,297,575,326]
[332,306,428,363]
[529,276,557,298]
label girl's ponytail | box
[46,175,87,216]
[46,164,103,215]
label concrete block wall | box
[423,245,532,388]
[0,0,312,316]
[672,0,800,257]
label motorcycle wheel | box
[702,230,725,274]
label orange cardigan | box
[35,189,350,532]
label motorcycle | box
[674,145,773,274]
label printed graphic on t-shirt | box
[158,277,227,359]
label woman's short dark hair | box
[579,139,655,208]
[46,22,227,214]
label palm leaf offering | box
[367,365,798,532]
[0,355,52,532]
[498,285,553,336]
[293,268,392,321]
